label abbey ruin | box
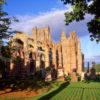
[9,27,84,79]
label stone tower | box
[9,27,84,78]
[60,31,84,75]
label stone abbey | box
[9,27,84,79]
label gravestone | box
[71,72,77,82]
[57,68,64,81]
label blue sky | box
[4,0,100,64]
[5,0,64,15]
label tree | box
[61,0,100,42]
[0,0,18,55]
[0,0,17,43]
[0,0,18,78]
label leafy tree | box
[0,0,18,78]
[1,45,11,58]
[61,0,100,42]
[0,0,18,56]
[0,0,17,44]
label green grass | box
[1,82,100,100]
[36,82,100,100]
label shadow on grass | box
[0,75,50,96]
[38,82,69,100]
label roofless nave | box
[9,27,84,79]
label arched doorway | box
[39,54,46,80]
[29,52,36,75]
[11,39,25,77]
[40,54,45,68]
[14,39,24,58]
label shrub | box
[45,67,51,73]
[64,74,71,83]
[77,75,81,81]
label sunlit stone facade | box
[9,27,84,77]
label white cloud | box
[10,9,100,61]
[88,1,93,6]
[11,8,93,42]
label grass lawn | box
[0,81,100,100]
[32,82,100,100]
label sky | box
[4,0,100,64]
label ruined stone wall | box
[32,27,51,43]
[77,38,84,74]
[60,31,84,75]
[9,27,84,77]
[69,32,77,72]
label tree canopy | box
[61,0,100,42]
[0,0,18,78]
[0,0,18,56]
[0,0,18,44]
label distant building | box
[9,27,84,78]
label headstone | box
[45,73,51,81]
[71,72,77,82]
[57,68,64,81]
[81,72,85,81]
